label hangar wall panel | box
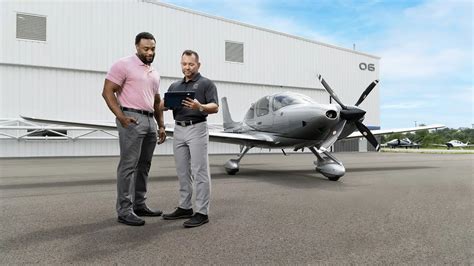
[0,0,380,157]
[1,64,328,157]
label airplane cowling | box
[315,161,346,180]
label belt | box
[121,107,154,117]
[175,119,206,127]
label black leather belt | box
[121,107,154,117]
[175,119,206,127]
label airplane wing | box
[21,116,118,130]
[208,131,276,146]
[345,124,446,139]
[20,116,275,146]
[21,116,446,147]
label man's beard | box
[137,53,155,65]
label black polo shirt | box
[167,72,219,121]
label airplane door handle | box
[257,122,262,125]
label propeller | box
[319,120,347,149]
[354,121,380,151]
[355,80,379,106]
[317,74,347,109]
[317,74,380,151]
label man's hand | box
[158,127,166,144]
[117,115,138,128]
[182,97,202,110]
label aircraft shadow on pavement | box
[0,165,437,191]
[212,168,349,190]
[0,172,330,190]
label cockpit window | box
[256,96,270,117]
[272,93,314,111]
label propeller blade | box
[355,80,379,106]
[319,120,347,149]
[355,121,380,151]
[317,74,347,109]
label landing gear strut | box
[224,146,252,175]
[309,146,345,181]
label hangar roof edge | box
[143,0,381,60]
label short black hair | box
[135,32,155,45]
[182,49,200,63]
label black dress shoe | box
[162,207,193,220]
[117,213,145,226]
[133,205,163,217]
[183,213,209,228]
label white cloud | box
[373,0,472,81]
[163,0,473,128]
[381,102,427,110]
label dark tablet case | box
[164,91,195,108]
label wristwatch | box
[199,105,204,112]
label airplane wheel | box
[315,168,341,181]
[225,168,239,175]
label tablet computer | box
[164,91,195,108]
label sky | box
[161,0,473,129]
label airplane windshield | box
[272,93,315,111]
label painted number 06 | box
[359,63,375,71]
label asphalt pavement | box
[0,152,472,264]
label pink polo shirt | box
[106,54,160,112]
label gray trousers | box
[173,122,211,215]
[116,111,157,216]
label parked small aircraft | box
[382,138,421,149]
[21,75,445,181]
[433,140,473,150]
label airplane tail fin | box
[221,97,239,130]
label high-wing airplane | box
[433,140,473,150]
[21,75,445,181]
[382,138,421,149]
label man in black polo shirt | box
[162,50,219,228]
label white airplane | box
[21,75,445,181]
[434,140,474,150]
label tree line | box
[381,127,474,147]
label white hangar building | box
[0,0,380,157]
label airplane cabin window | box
[273,96,284,111]
[256,97,270,117]
[272,94,313,111]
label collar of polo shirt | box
[181,72,201,83]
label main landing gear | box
[224,146,252,175]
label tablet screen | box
[164,91,195,108]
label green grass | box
[380,148,474,154]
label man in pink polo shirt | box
[102,32,166,226]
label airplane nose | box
[340,106,366,120]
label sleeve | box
[205,80,219,105]
[105,60,126,87]
[167,82,175,92]
[166,83,175,110]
